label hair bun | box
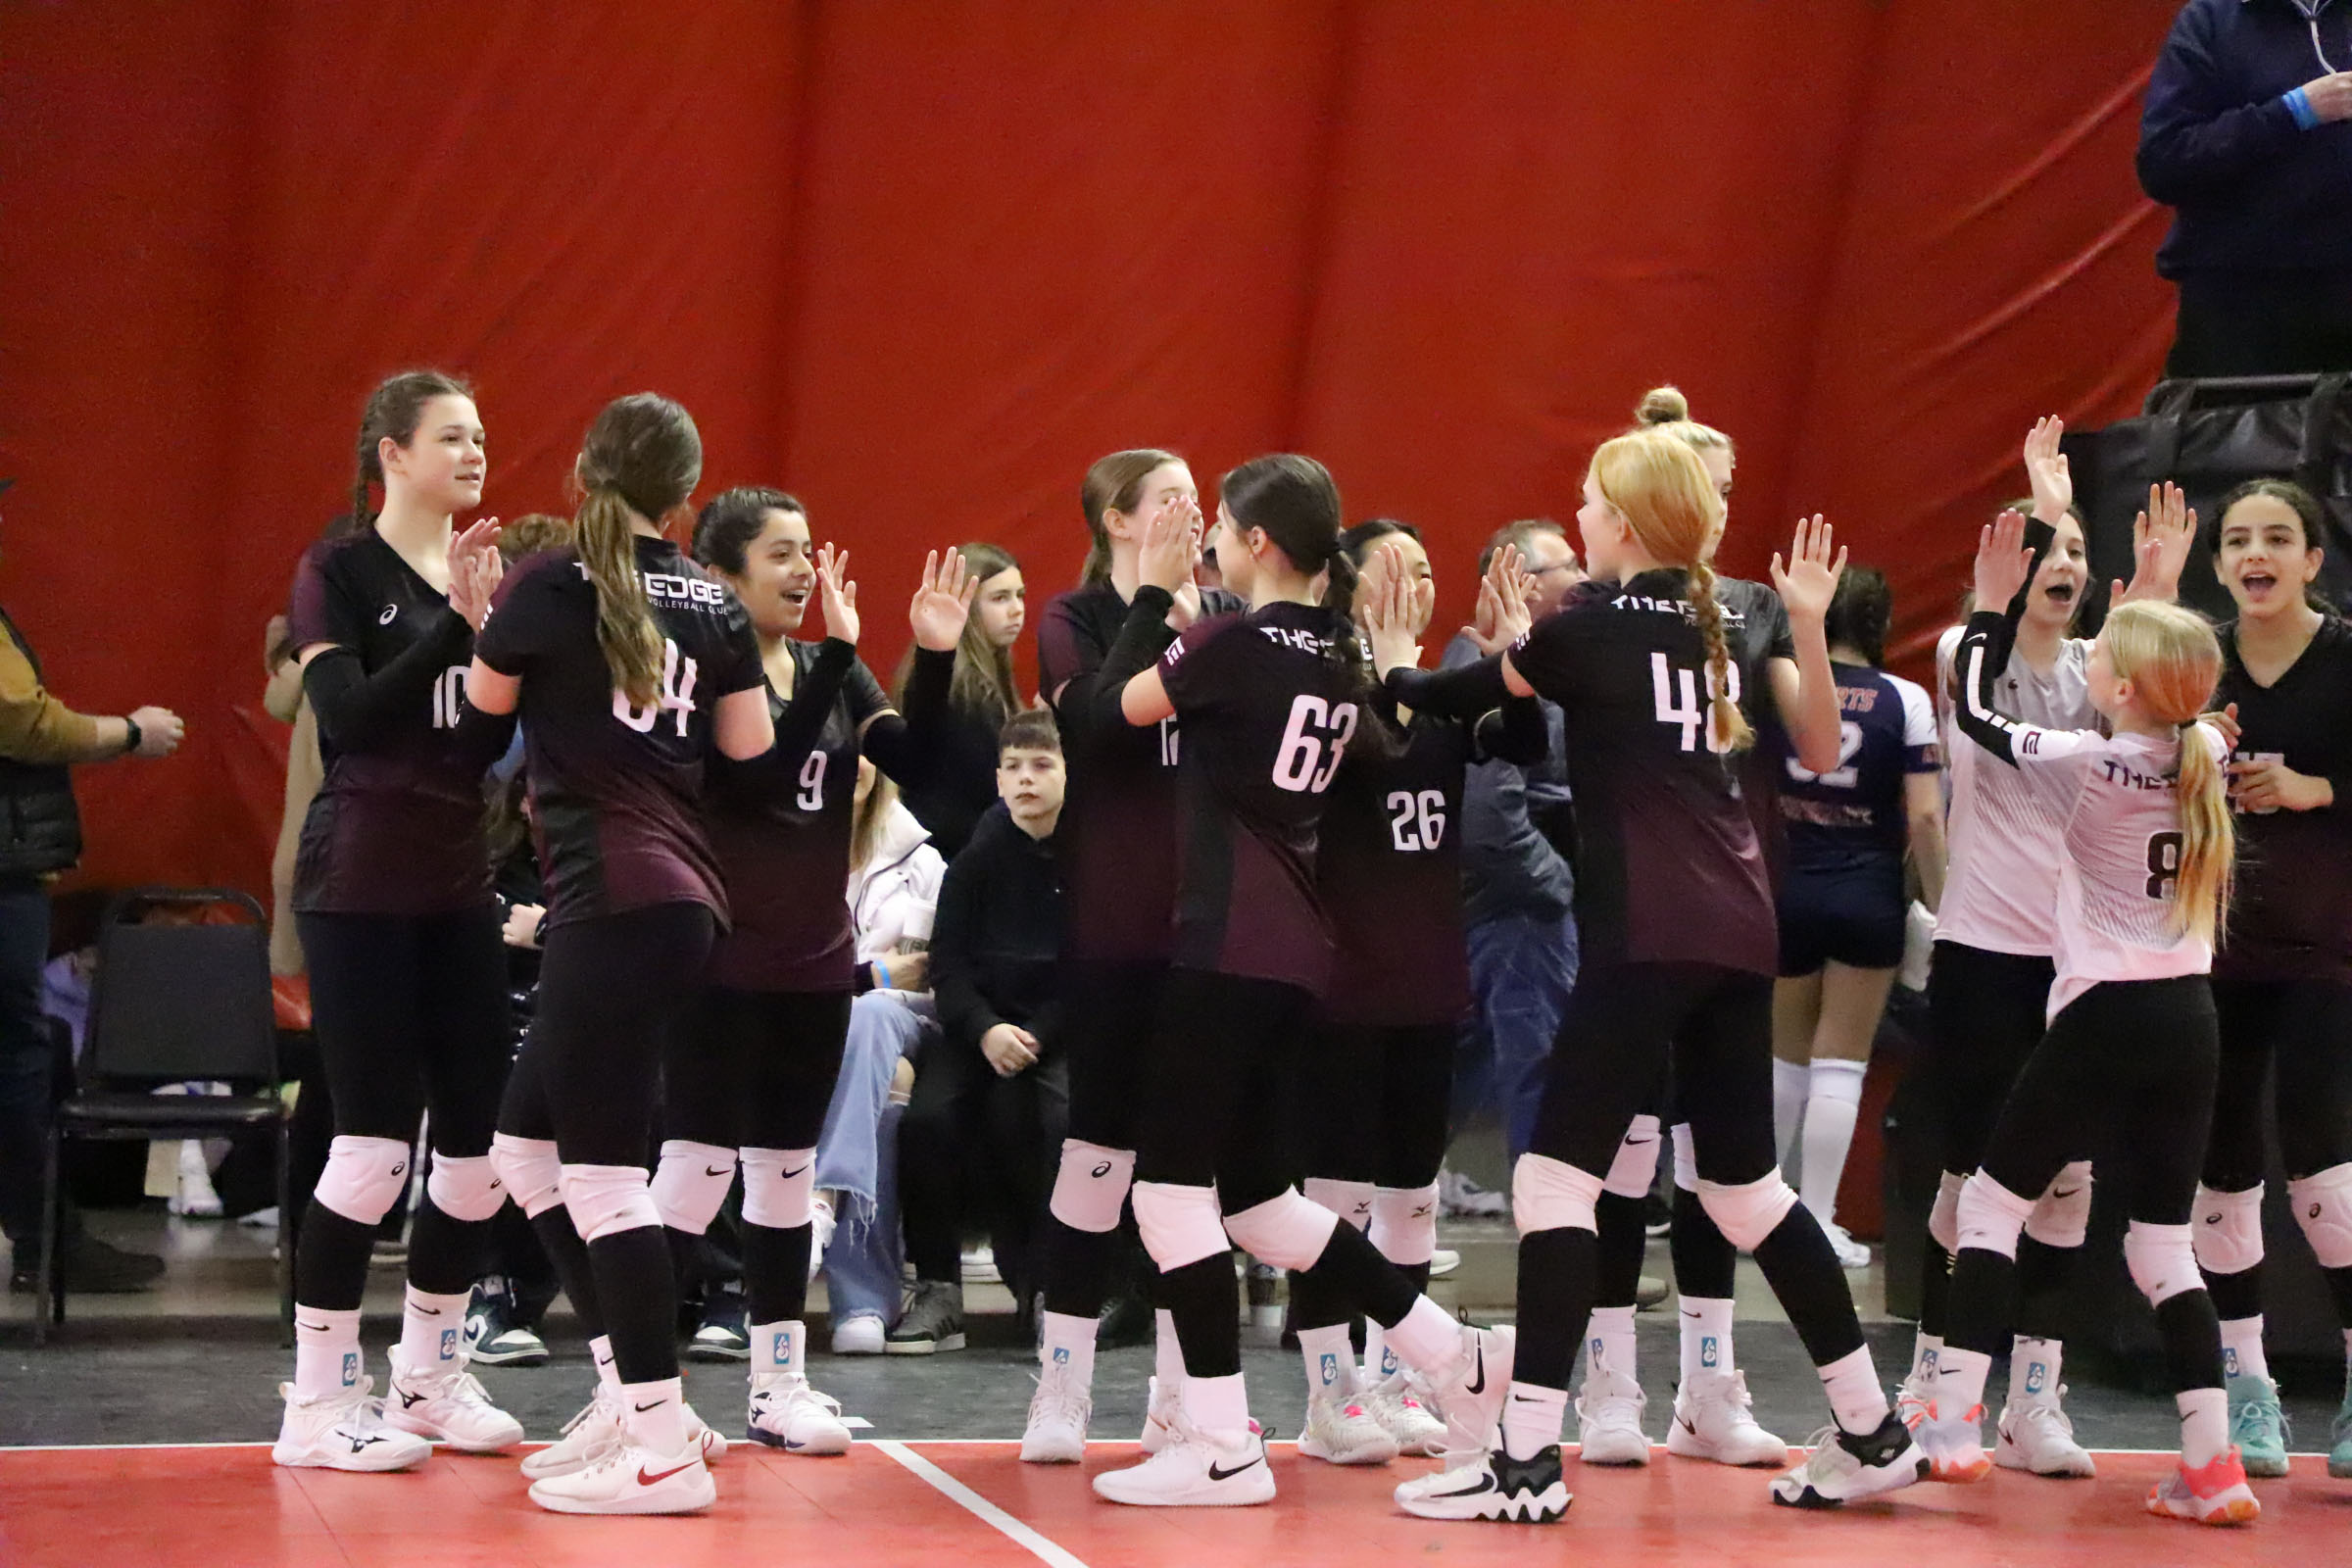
[1636,386,1690,425]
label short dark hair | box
[1478,517,1565,575]
[998,708,1060,758]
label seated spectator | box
[894,542,1027,858]
[0,477,185,1294]
[814,755,946,1353]
[887,710,1068,1353]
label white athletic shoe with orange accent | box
[2146,1447,2260,1526]
[527,1434,715,1515]
[1914,1401,1990,1483]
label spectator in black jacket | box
[888,709,1069,1351]
[0,479,185,1293]
[895,542,1029,858]
[2137,0,2352,374]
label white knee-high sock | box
[1772,1058,1809,1174]
[1587,1305,1637,1388]
[294,1305,364,1398]
[1799,1058,1868,1218]
[396,1284,470,1372]
[2220,1316,2270,1385]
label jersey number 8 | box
[612,639,701,738]
[1272,695,1358,794]
[2145,829,2182,900]
[1388,789,1446,852]
[1651,653,1742,755]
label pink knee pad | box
[1302,1177,1375,1234]
[489,1134,563,1219]
[651,1140,737,1235]
[1370,1184,1440,1267]
[560,1163,661,1243]
[740,1147,816,1230]
[1603,1115,1663,1200]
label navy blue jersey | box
[1767,662,1939,874]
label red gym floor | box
[1,1441,2342,1567]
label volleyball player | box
[649,487,971,1453]
[1020,450,1238,1463]
[469,393,774,1516]
[1087,456,1491,1507]
[1287,520,1544,1465]
[1920,510,2254,1528]
[1376,430,1926,1523]
[1769,566,1945,1265]
[1904,420,2192,1479]
[2191,478,2352,1480]
[1575,391,1838,1473]
[273,370,525,1472]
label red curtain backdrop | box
[0,1,2182,899]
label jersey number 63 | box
[1272,695,1358,794]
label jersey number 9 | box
[613,639,701,739]
[1272,695,1358,794]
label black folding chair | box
[35,888,290,1345]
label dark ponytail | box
[1220,455,1389,728]
[572,394,702,707]
[351,369,471,533]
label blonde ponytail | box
[576,485,665,708]
[568,392,704,709]
[1688,558,1753,754]
[2172,718,2234,947]
[2096,601,2233,945]
[1589,428,1746,751]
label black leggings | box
[664,986,851,1327]
[1039,957,1165,1320]
[1947,977,2223,1395]
[1516,961,1863,1394]
[1290,1020,1450,1333]
[1137,969,1424,1380]
[900,1035,1069,1299]
[498,902,715,1386]
[1921,941,2075,1342]
[2200,977,2352,1325]
[294,906,510,1306]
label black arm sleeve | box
[928,848,1000,1051]
[1384,654,1511,721]
[1074,586,1179,736]
[447,703,519,776]
[300,608,471,753]
[1951,610,2032,767]
[858,646,955,783]
[1968,516,2058,693]
[723,639,855,794]
[1472,694,1549,766]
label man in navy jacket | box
[2138,0,2352,375]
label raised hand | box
[448,546,504,631]
[2023,416,2073,523]
[814,541,860,645]
[1139,493,1199,597]
[1360,545,1423,674]
[909,547,978,652]
[1770,514,1848,623]
[1972,509,2035,613]
[2115,481,2195,606]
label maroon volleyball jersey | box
[704,644,893,991]
[285,532,492,914]
[2215,614,2352,984]
[473,536,762,930]
[1316,708,1481,1026]
[1159,601,1364,993]
[1039,579,1241,963]
[1507,569,1777,975]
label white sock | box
[293,1304,364,1398]
[1587,1305,1637,1388]
[1500,1380,1566,1460]
[397,1284,470,1372]
[2219,1315,2269,1385]
[1799,1058,1868,1218]
[1379,1295,1462,1373]
[1362,1317,1396,1382]
[591,1334,619,1389]
[1186,1371,1250,1442]
[752,1319,804,1378]
[1818,1344,1890,1435]
[620,1375,688,1454]
[1932,1345,1992,1420]
[1678,1296,1735,1382]
[1298,1323,1355,1398]
[1152,1308,1184,1397]
[2007,1336,2060,1406]
[1772,1058,1810,1171]
[1038,1309,1097,1390]
[1908,1330,1944,1384]
[2178,1387,2228,1468]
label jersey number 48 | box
[1651,652,1742,755]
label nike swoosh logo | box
[1206,1455,1263,1482]
[1679,1308,1702,1319]
[1436,1473,1496,1498]
[416,1306,442,1316]
[634,1399,667,1412]
[1465,1342,1487,1396]
[1508,1393,1544,1404]
[2051,1187,2081,1199]
[638,1459,700,1485]
[705,1166,729,1177]
[782,1164,810,1179]
[297,1321,330,1333]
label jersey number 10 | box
[1272,695,1358,794]
[1651,653,1742,755]
[612,639,701,738]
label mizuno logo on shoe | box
[1206,1453,1263,1482]
[637,1459,699,1485]
[349,1436,385,1451]
[399,1389,427,1408]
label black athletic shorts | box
[1776,859,1904,976]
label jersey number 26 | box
[1272,695,1358,794]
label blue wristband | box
[2285,87,2321,131]
[874,958,893,991]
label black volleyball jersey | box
[1317,708,1479,1027]
[704,644,893,992]
[1767,662,1940,874]
[1507,569,1777,974]
[286,532,491,915]
[1160,601,1363,993]
[1039,578,1242,963]
[2215,615,2352,983]
[473,536,763,930]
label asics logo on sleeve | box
[378,605,399,625]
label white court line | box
[872,1439,1091,1568]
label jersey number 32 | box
[1272,695,1358,794]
